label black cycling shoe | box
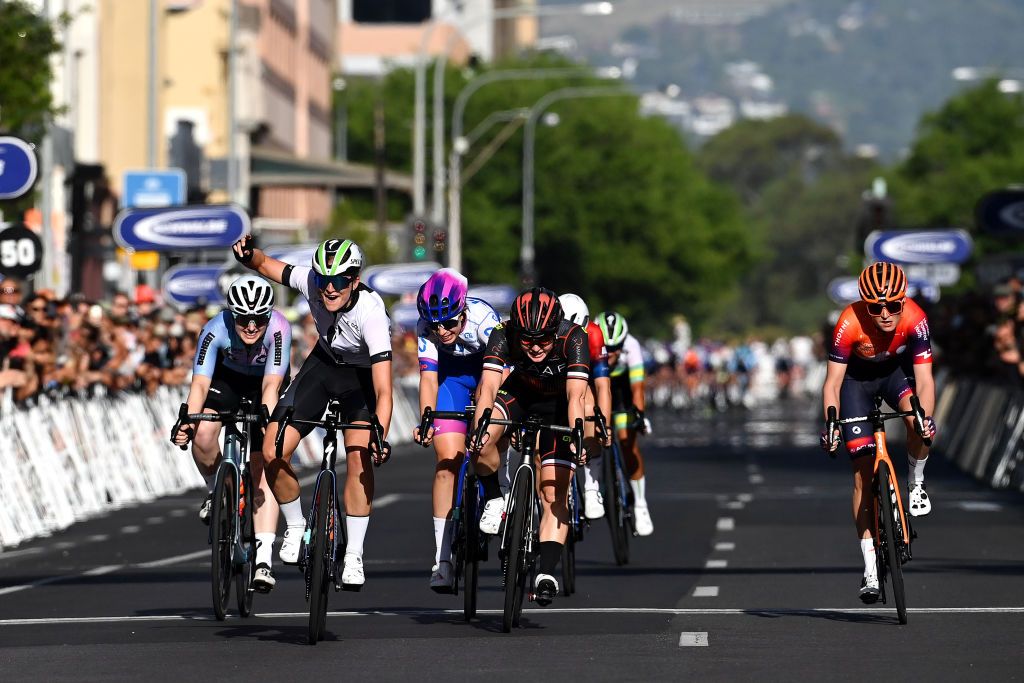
[859,576,880,604]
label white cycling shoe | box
[584,489,605,520]
[908,483,931,517]
[859,574,880,604]
[534,573,558,606]
[341,553,365,591]
[253,563,276,593]
[198,493,212,525]
[430,561,454,594]
[478,495,507,535]
[279,526,304,565]
[633,504,654,536]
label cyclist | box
[471,287,590,605]
[232,236,393,591]
[171,274,291,593]
[558,293,613,519]
[597,311,654,536]
[820,261,937,603]
[411,268,501,593]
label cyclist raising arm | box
[232,236,392,590]
[171,275,290,592]
[821,262,937,603]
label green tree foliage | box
[0,1,60,137]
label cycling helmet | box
[509,287,563,337]
[417,268,468,323]
[226,274,274,316]
[858,262,907,303]
[596,311,628,348]
[312,238,363,277]
[558,293,590,327]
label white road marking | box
[737,493,754,503]
[693,586,720,597]
[3,606,1024,626]
[723,501,745,510]
[679,631,709,647]
[82,565,122,577]
[716,518,735,531]
[715,542,736,552]
[86,534,110,543]
[0,547,44,560]
[954,501,1003,512]
[135,550,208,569]
[145,517,164,525]
[374,493,402,509]
[0,564,123,597]
[120,525,141,534]
[705,559,728,569]
[169,509,187,518]
[748,474,764,485]
[52,542,76,550]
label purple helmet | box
[417,268,469,323]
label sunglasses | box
[235,313,271,329]
[314,272,353,291]
[429,317,462,332]
[866,300,904,316]
[518,334,555,348]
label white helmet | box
[227,274,274,316]
[558,293,590,327]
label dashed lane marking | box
[954,501,1003,512]
[52,542,76,550]
[679,632,709,647]
[0,564,123,597]
[120,526,141,534]
[86,534,110,543]
[169,510,187,518]
[693,586,720,597]
[714,542,736,552]
[0,547,44,561]
[723,501,745,510]
[145,517,164,525]
[135,550,208,569]
[705,560,728,569]
[737,493,754,503]
[748,474,764,485]
[716,518,735,531]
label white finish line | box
[679,631,709,647]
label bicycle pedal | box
[340,583,363,592]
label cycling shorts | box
[839,363,914,458]
[494,381,574,470]
[610,374,639,431]
[433,369,478,436]
[271,346,375,437]
[204,364,290,451]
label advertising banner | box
[114,204,250,252]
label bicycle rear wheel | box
[603,445,630,566]
[235,468,255,617]
[210,466,235,621]
[502,473,531,633]
[877,462,908,625]
[307,481,333,644]
[463,472,480,620]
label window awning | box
[249,146,412,194]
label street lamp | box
[521,86,633,285]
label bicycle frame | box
[870,421,911,546]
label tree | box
[0,2,60,137]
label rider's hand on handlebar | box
[921,416,937,441]
[634,409,651,435]
[819,427,840,453]
[370,439,392,466]
[413,424,435,446]
[172,424,194,447]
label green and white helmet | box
[312,238,363,276]
[596,311,628,348]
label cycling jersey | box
[483,319,590,397]
[417,297,500,375]
[586,320,609,379]
[193,310,291,378]
[609,333,645,384]
[287,265,392,367]
[829,299,932,378]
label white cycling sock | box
[860,538,877,577]
[908,455,927,486]
[433,516,454,564]
[630,476,648,507]
[255,532,275,566]
[203,473,215,493]
[346,515,370,558]
[279,498,305,529]
[583,460,600,492]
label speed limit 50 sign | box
[0,223,43,279]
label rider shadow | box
[742,608,895,625]
[406,610,543,634]
[133,606,215,619]
[213,622,339,645]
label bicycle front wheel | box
[463,472,480,621]
[562,484,577,596]
[235,468,256,617]
[502,474,531,633]
[603,445,630,566]
[877,461,908,625]
[307,481,333,644]
[210,466,235,621]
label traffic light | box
[412,220,427,260]
[433,229,447,253]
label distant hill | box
[539,0,1024,158]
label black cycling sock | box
[538,541,562,575]
[480,473,502,500]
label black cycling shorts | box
[494,377,574,470]
[839,361,914,458]
[271,346,376,437]
[610,374,635,414]
[204,364,289,451]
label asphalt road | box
[2,399,1023,681]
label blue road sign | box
[122,169,187,208]
[162,264,226,307]
[361,262,441,295]
[0,137,38,200]
[114,204,250,252]
[828,276,940,305]
[865,229,973,264]
[468,284,518,314]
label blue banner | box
[389,301,421,331]
[828,276,940,305]
[0,136,38,200]
[361,262,441,295]
[114,204,250,252]
[468,284,518,314]
[865,229,973,264]
[263,243,318,267]
[975,188,1024,236]
[122,169,186,208]
[161,264,226,307]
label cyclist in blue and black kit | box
[411,268,501,593]
[172,274,292,592]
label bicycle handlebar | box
[588,406,609,443]
[474,409,585,462]
[826,395,933,450]
[171,402,268,451]
[275,403,389,466]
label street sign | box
[0,137,38,200]
[114,204,250,252]
[904,263,961,287]
[975,188,1024,235]
[121,168,186,208]
[468,284,518,314]
[865,229,973,264]
[827,276,941,305]
[162,264,226,307]
[361,262,441,296]
[0,223,43,278]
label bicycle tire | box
[877,461,908,625]
[502,473,531,633]
[235,468,256,618]
[463,472,480,620]
[210,466,235,621]
[307,481,332,644]
[603,444,630,566]
[562,483,577,596]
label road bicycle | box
[601,407,634,566]
[473,408,583,633]
[172,398,268,621]
[275,401,387,645]
[416,406,488,620]
[826,394,931,625]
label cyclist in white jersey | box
[411,268,501,593]
[232,236,392,590]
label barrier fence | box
[0,383,419,550]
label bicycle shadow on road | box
[212,621,339,645]
[742,608,895,625]
[406,609,544,634]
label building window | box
[352,0,430,23]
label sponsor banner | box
[468,284,518,314]
[0,223,44,278]
[121,169,186,208]
[389,301,421,331]
[904,263,960,287]
[361,261,441,296]
[263,243,318,267]
[0,136,38,200]
[865,229,973,264]
[162,264,226,307]
[975,188,1024,235]
[828,276,940,305]
[114,204,250,252]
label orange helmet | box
[858,262,907,303]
